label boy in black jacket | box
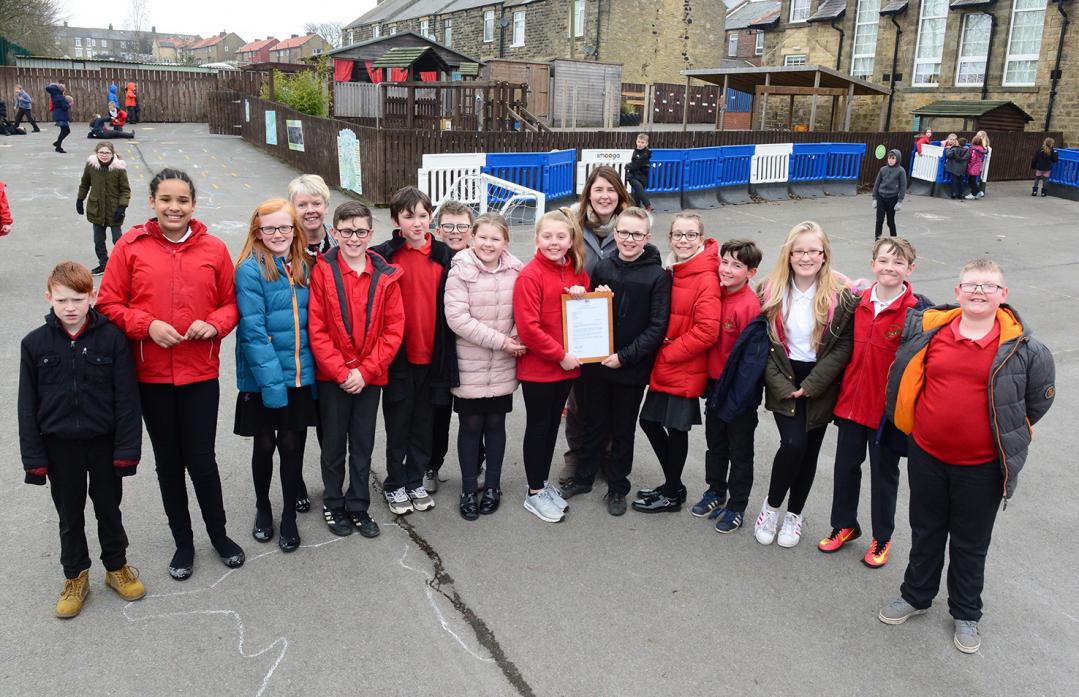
[559,207,671,515]
[369,186,456,514]
[627,133,653,211]
[18,262,144,618]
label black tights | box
[640,419,690,493]
[56,124,70,148]
[458,412,506,493]
[251,427,307,524]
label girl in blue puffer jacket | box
[234,199,317,552]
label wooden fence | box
[208,90,1061,205]
[623,82,729,125]
[0,66,265,123]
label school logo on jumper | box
[885,324,902,340]
[1045,385,1055,400]
[723,319,736,333]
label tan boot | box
[55,570,89,618]
[105,565,146,601]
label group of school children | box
[19,163,1055,656]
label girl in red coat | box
[634,213,721,513]
[97,168,243,581]
[513,208,589,523]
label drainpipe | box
[885,13,902,131]
[594,0,602,60]
[498,7,506,58]
[830,19,845,71]
[1044,0,1069,131]
[979,10,996,101]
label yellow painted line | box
[231,172,238,177]
[243,183,252,190]
[212,183,220,190]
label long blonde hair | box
[759,221,845,349]
[536,208,586,274]
[975,130,990,149]
[237,198,310,287]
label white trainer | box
[385,487,414,515]
[754,501,780,545]
[524,488,565,523]
[543,481,569,511]
[777,511,804,548]
[408,486,435,511]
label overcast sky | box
[58,0,377,42]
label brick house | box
[342,0,728,84]
[236,38,280,65]
[726,1,781,66]
[756,0,1077,140]
[153,36,201,63]
[185,32,246,65]
[270,34,334,63]
[54,22,197,62]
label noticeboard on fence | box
[286,120,304,152]
[337,129,362,195]
[265,110,277,146]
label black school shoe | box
[350,510,380,538]
[558,480,593,499]
[278,518,300,553]
[168,543,195,581]
[605,491,627,516]
[212,536,246,568]
[324,506,353,537]
[634,486,687,504]
[632,492,683,513]
[478,488,501,515]
[252,509,274,543]
[459,492,479,521]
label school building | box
[341,0,729,84]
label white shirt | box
[164,226,193,244]
[870,283,903,317]
[783,282,817,362]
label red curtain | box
[389,68,410,82]
[333,59,354,82]
[419,71,437,82]
[364,61,383,84]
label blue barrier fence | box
[789,143,830,182]
[1049,148,1079,187]
[682,147,724,194]
[717,145,756,187]
[482,149,576,203]
[824,143,865,180]
[646,149,686,193]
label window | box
[391,26,397,35]
[373,25,381,38]
[850,0,880,80]
[955,13,991,85]
[74,37,81,47]
[790,0,810,23]
[784,54,807,66]
[312,48,322,55]
[421,19,430,37]
[574,0,585,37]
[75,47,83,56]
[1004,0,1047,86]
[444,19,453,47]
[755,31,764,55]
[512,11,526,47]
[484,10,495,43]
[912,0,948,86]
[101,39,107,48]
[88,38,95,47]
[728,33,738,56]
[347,30,355,44]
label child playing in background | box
[872,150,907,241]
[1031,137,1058,197]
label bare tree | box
[0,0,62,55]
[304,21,344,48]
[125,0,153,56]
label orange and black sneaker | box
[818,526,860,553]
[863,539,891,568]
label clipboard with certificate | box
[561,291,614,364]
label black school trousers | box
[577,376,646,496]
[766,360,827,515]
[521,379,574,491]
[874,196,898,239]
[900,440,1003,622]
[830,417,902,541]
[45,435,128,579]
[140,380,229,547]
[704,395,759,513]
[14,107,39,130]
[382,361,433,492]
[319,382,380,513]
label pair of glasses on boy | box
[615,229,649,241]
[336,227,373,239]
[439,223,471,234]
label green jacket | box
[78,155,130,227]
[763,285,857,430]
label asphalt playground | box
[0,123,1076,696]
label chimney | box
[291,34,299,38]
[220,30,226,36]
[151,25,156,33]
[108,23,113,30]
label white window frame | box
[574,0,586,37]
[348,30,355,44]
[955,13,991,86]
[74,37,81,47]
[912,0,948,86]
[444,18,453,47]
[312,48,322,55]
[728,33,739,56]
[75,46,83,56]
[484,10,495,43]
[512,10,525,47]
[1003,0,1048,87]
[391,26,397,35]
[755,31,764,55]
[88,38,95,47]
[372,25,381,39]
[784,54,807,66]
[101,39,107,48]
[421,19,430,37]
[789,0,811,23]
[850,0,880,80]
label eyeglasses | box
[791,249,824,259]
[615,229,648,241]
[958,282,1003,294]
[439,223,471,234]
[259,225,295,236]
[336,227,373,239]
[671,231,701,241]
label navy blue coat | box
[707,313,768,422]
[46,84,69,125]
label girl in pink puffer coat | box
[444,213,525,520]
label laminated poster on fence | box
[338,129,362,195]
[286,120,305,152]
[265,110,277,146]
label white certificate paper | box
[562,293,613,363]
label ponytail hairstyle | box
[149,167,197,202]
[975,130,990,149]
[759,221,846,350]
[237,198,310,287]
[536,208,586,274]
[1043,137,1055,156]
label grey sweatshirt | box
[873,149,908,202]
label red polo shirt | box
[394,234,442,365]
[913,317,1000,465]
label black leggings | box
[640,420,690,493]
[56,124,71,148]
[458,412,506,493]
[521,380,574,491]
[766,360,827,515]
[251,427,307,522]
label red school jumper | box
[707,282,762,380]
[833,282,918,428]
[96,218,238,385]
[513,250,590,383]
